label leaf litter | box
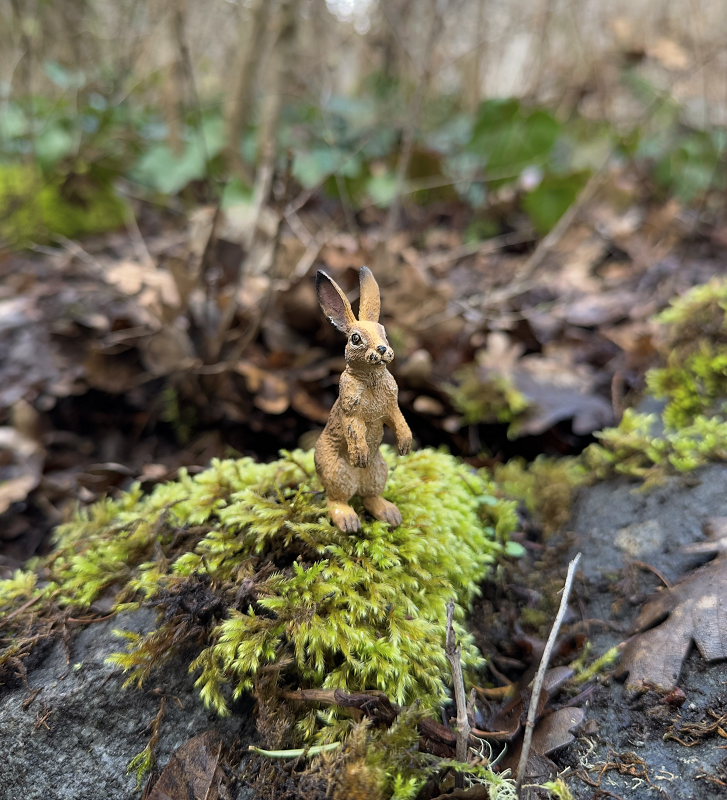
[617,516,727,691]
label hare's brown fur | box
[314,267,412,532]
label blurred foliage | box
[1,62,724,246]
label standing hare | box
[315,266,412,532]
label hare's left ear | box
[358,266,380,323]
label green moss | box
[0,163,127,245]
[494,456,586,535]
[519,607,550,629]
[0,448,516,731]
[585,278,727,484]
[445,364,530,431]
[569,645,620,685]
[541,779,575,800]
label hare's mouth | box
[367,350,393,365]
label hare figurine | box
[315,266,412,533]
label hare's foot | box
[362,495,402,527]
[327,500,361,533]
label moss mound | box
[585,278,727,483]
[0,447,516,728]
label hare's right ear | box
[316,271,356,334]
[358,266,380,323]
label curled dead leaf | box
[616,521,727,690]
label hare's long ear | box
[358,266,380,323]
[316,271,356,333]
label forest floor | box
[2,158,727,799]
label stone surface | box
[0,609,255,800]
[564,464,727,799]
[569,463,727,584]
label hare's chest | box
[359,382,395,424]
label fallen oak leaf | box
[616,519,727,691]
[147,731,222,800]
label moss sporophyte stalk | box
[0,447,517,734]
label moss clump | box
[0,448,516,730]
[494,456,586,535]
[0,163,127,245]
[246,707,517,800]
[584,278,727,484]
[649,278,727,429]
[445,363,530,430]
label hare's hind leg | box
[362,495,402,527]
[315,437,361,533]
[360,451,403,528]
[327,499,361,533]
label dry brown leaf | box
[106,261,181,312]
[476,332,524,375]
[647,38,690,70]
[561,291,637,327]
[530,707,585,755]
[290,388,330,424]
[513,351,614,436]
[141,326,197,377]
[147,731,222,800]
[412,396,445,416]
[0,427,45,515]
[617,520,727,690]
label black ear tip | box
[359,265,371,276]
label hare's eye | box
[350,333,362,346]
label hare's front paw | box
[351,448,369,469]
[398,435,412,456]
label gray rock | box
[0,609,255,800]
[569,462,727,584]
[564,465,727,800]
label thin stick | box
[445,598,471,788]
[515,552,581,797]
[515,170,605,282]
[1,594,42,625]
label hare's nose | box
[376,345,387,355]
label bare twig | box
[421,229,537,269]
[225,0,270,184]
[516,169,606,282]
[0,593,42,625]
[515,552,581,797]
[382,0,443,243]
[445,598,471,788]
[124,203,154,267]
